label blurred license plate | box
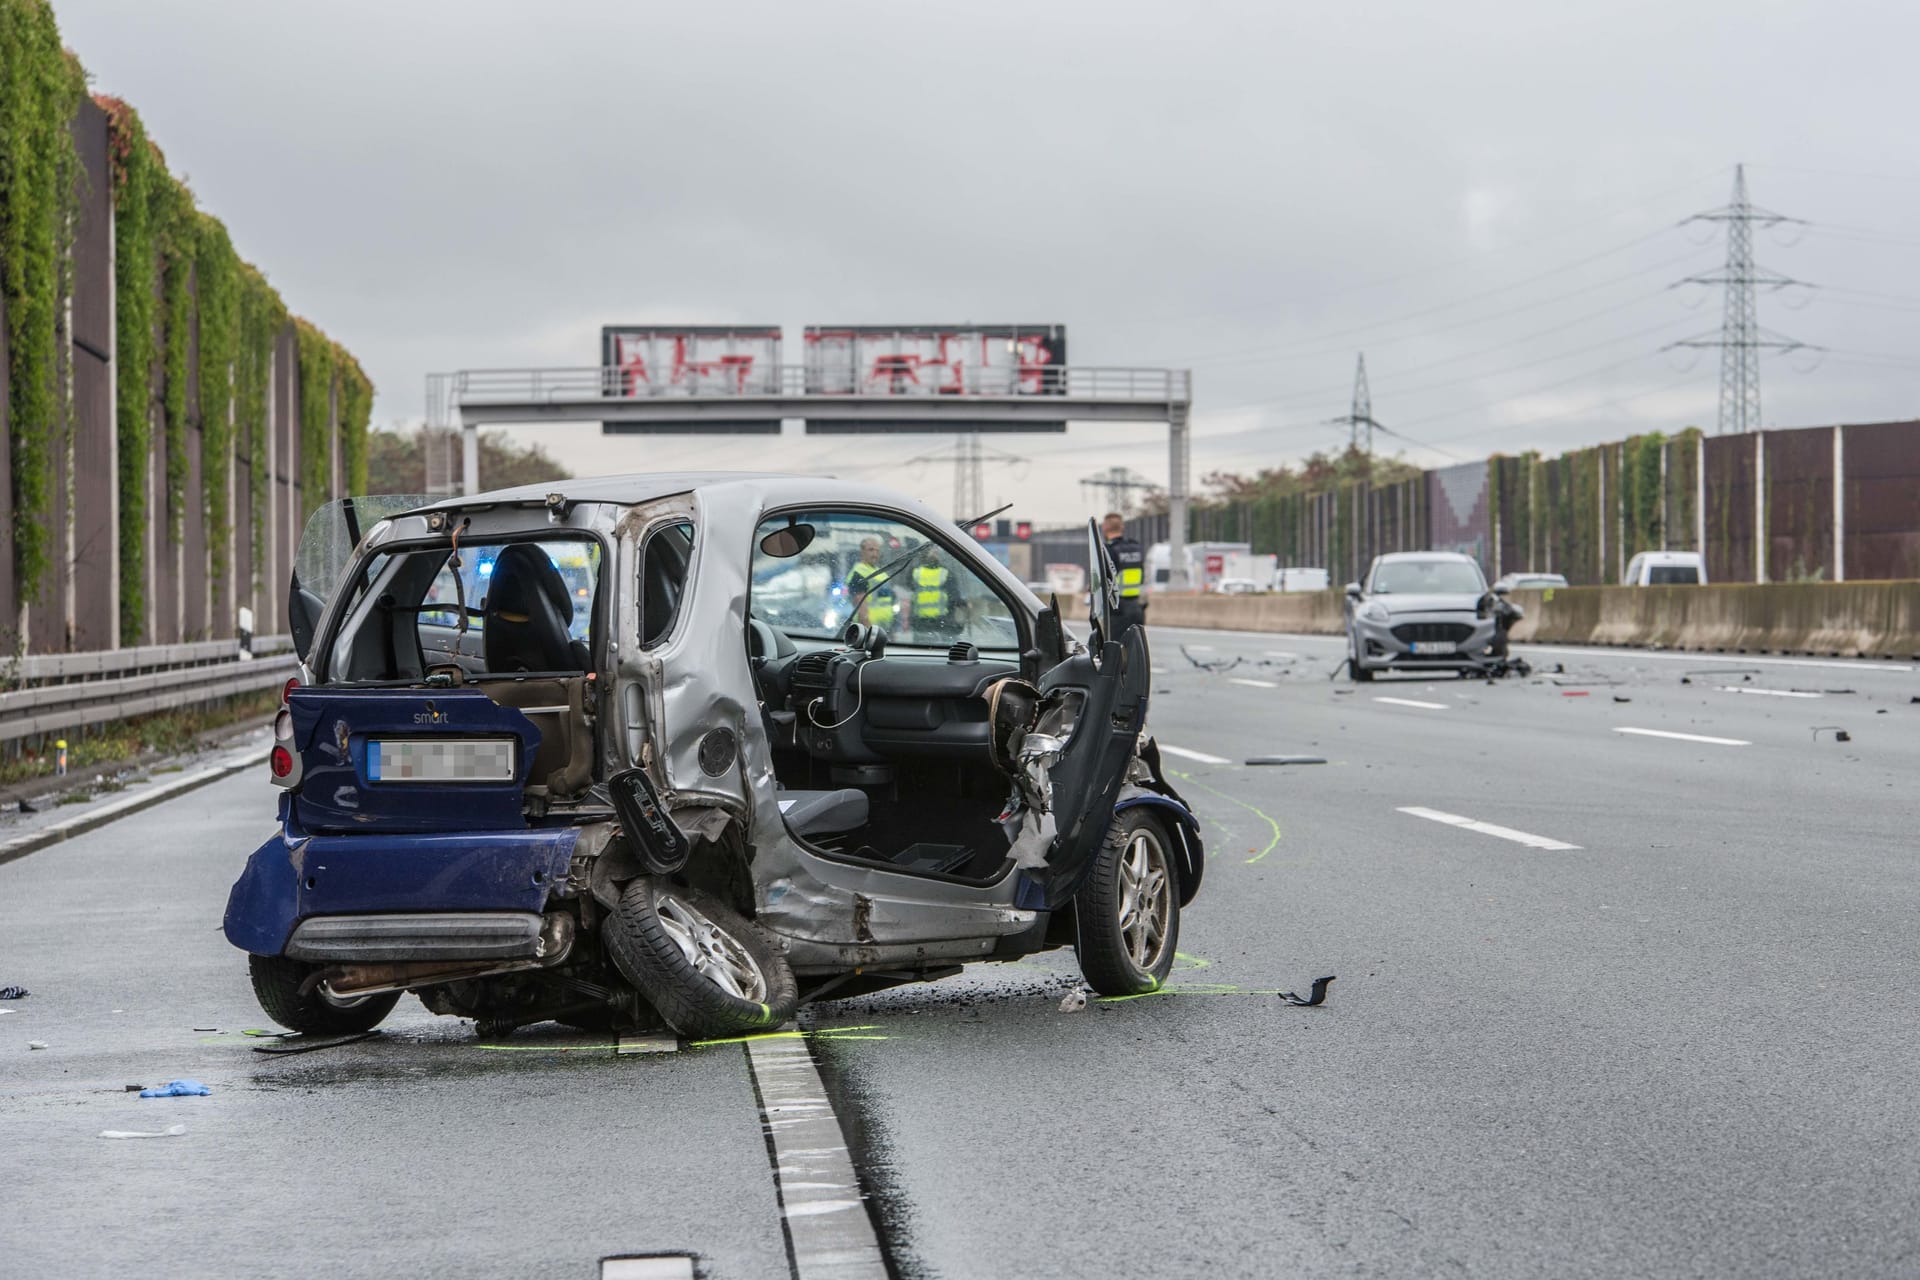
[368,738,516,783]
[1410,641,1457,655]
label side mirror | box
[1492,583,1510,597]
[1344,582,1363,599]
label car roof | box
[1630,550,1703,562]
[1374,551,1478,564]
[414,471,986,526]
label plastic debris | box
[1613,696,1632,703]
[100,1124,187,1140]
[1058,989,1088,1013]
[27,1040,48,1049]
[1246,755,1327,766]
[139,1079,211,1098]
[191,1027,217,1032]
[0,986,28,1000]
[252,1029,380,1055]
[124,1084,146,1092]
[1278,976,1336,1007]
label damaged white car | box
[224,475,1204,1038]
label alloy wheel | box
[1115,827,1174,973]
[655,893,770,1002]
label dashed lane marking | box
[1717,686,1821,698]
[744,1035,890,1280]
[1158,744,1231,765]
[1614,726,1751,746]
[1373,696,1448,710]
[1397,806,1581,851]
[1228,677,1278,689]
[601,1256,696,1279]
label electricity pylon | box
[1327,353,1382,452]
[1666,164,1815,434]
[906,433,1029,519]
[1079,466,1159,514]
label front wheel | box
[1348,636,1374,682]
[1074,810,1181,997]
[248,955,401,1035]
[603,879,798,1038]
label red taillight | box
[282,677,300,704]
[270,746,294,778]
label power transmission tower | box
[1327,353,1382,452]
[1667,164,1815,434]
[1079,465,1159,514]
[905,433,1029,519]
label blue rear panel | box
[287,686,542,834]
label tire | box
[1073,809,1181,997]
[603,879,798,1038]
[248,954,401,1035]
[1349,641,1374,682]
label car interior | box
[744,511,1031,882]
[324,534,605,799]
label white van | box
[1621,550,1706,586]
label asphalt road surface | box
[4,625,1917,1278]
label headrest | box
[486,544,572,625]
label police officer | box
[846,536,896,634]
[911,553,958,642]
[1101,512,1147,635]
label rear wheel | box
[248,955,401,1035]
[603,879,798,1038]
[1073,810,1181,997]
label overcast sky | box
[54,0,1920,522]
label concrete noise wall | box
[1070,584,1920,660]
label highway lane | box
[3,628,1917,1277]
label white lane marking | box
[1264,650,1302,659]
[601,1257,696,1279]
[1157,744,1231,765]
[1228,677,1279,689]
[1373,696,1449,710]
[1614,726,1751,746]
[1150,666,1170,674]
[1185,644,1215,651]
[1716,685,1821,698]
[744,1035,889,1280]
[1520,644,1911,674]
[1397,806,1581,851]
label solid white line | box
[1228,677,1278,689]
[1184,644,1216,651]
[1716,685,1821,698]
[1615,726,1751,746]
[1373,696,1449,710]
[1157,744,1231,765]
[744,1035,889,1280]
[601,1257,695,1280]
[1398,806,1581,851]
[1520,644,1911,673]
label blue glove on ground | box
[139,1079,211,1098]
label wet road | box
[4,627,1918,1277]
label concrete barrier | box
[1068,583,1920,659]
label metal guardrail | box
[0,637,296,745]
[449,365,1191,405]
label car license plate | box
[1410,641,1457,655]
[367,738,517,783]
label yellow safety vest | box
[913,564,950,619]
[1118,566,1144,598]
[847,561,894,626]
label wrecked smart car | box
[223,475,1203,1038]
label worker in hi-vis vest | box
[911,556,957,641]
[846,536,896,632]
[1102,512,1147,636]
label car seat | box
[484,544,590,673]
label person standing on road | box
[1102,512,1147,636]
[846,536,897,635]
[911,551,958,642]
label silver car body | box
[302,472,1172,976]
[1347,551,1500,676]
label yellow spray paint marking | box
[1173,951,1212,971]
[1171,769,1283,865]
[687,1024,887,1049]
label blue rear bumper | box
[223,815,582,958]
